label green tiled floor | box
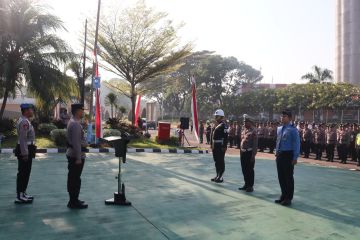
[0,153,359,240]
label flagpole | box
[81,19,87,105]
[87,0,101,143]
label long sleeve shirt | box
[276,123,301,160]
[16,116,35,156]
[66,117,86,160]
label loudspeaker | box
[180,117,189,129]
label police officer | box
[66,103,88,209]
[238,114,258,192]
[210,109,228,183]
[205,121,212,144]
[275,109,300,206]
[337,124,350,164]
[235,121,241,149]
[314,123,326,160]
[257,123,265,152]
[199,121,205,144]
[268,122,277,154]
[325,124,337,162]
[302,123,312,158]
[14,103,36,204]
[228,122,236,148]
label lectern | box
[102,133,132,206]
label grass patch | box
[1,135,56,148]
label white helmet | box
[214,109,225,117]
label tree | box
[301,65,333,84]
[105,92,117,118]
[65,56,92,103]
[94,1,192,125]
[0,0,73,119]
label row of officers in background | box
[202,118,360,167]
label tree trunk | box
[131,84,136,125]
[0,87,10,120]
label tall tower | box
[336,0,360,84]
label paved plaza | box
[0,152,359,240]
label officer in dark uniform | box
[14,103,36,204]
[205,121,212,144]
[238,114,258,192]
[268,122,277,154]
[314,123,326,160]
[275,109,300,206]
[210,109,228,183]
[337,124,350,164]
[302,123,312,158]
[66,103,88,209]
[325,124,337,162]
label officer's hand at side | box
[222,147,227,152]
[75,159,82,165]
[22,155,28,161]
[292,159,297,165]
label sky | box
[44,0,336,84]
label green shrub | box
[155,136,179,146]
[105,118,143,138]
[0,118,16,137]
[52,119,67,129]
[103,129,121,137]
[38,123,58,135]
[50,129,67,147]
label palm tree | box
[301,65,333,84]
[0,0,74,119]
[105,93,117,118]
[65,57,92,103]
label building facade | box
[336,0,360,84]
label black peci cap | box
[71,103,84,113]
[281,109,292,118]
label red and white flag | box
[134,95,141,127]
[94,48,103,139]
[191,76,199,142]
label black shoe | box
[245,187,254,192]
[274,199,283,204]
[281,199,292,206]
[67,201,88,209]
[78,199,85,204]
[214,178,224,183]
[211,177,218,182]
[238,186,247,191]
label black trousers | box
[17,155,33,193]
[240,151,255,187]
[338,144,348,163]
[350,142,357,161]
[229,136,234,147]
[206,133,211,144]
[213,148,225,178]
[199,133,204,143]
[356,148,360,165]
[67,156,85,203]
[276,151,294,201]
[235,136,241,148]
[303,141,311,158]
[326,144,335,161]
[269,139,276,153]
[315,143,324,160]
[258,138,264,151]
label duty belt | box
[241,148,253,152]
[18,141,35,145]
[213,140,223,144]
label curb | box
[0,148,209,154]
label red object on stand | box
[157,122,171,141]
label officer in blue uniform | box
[210,109,228,183]
[275,109,300,206]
